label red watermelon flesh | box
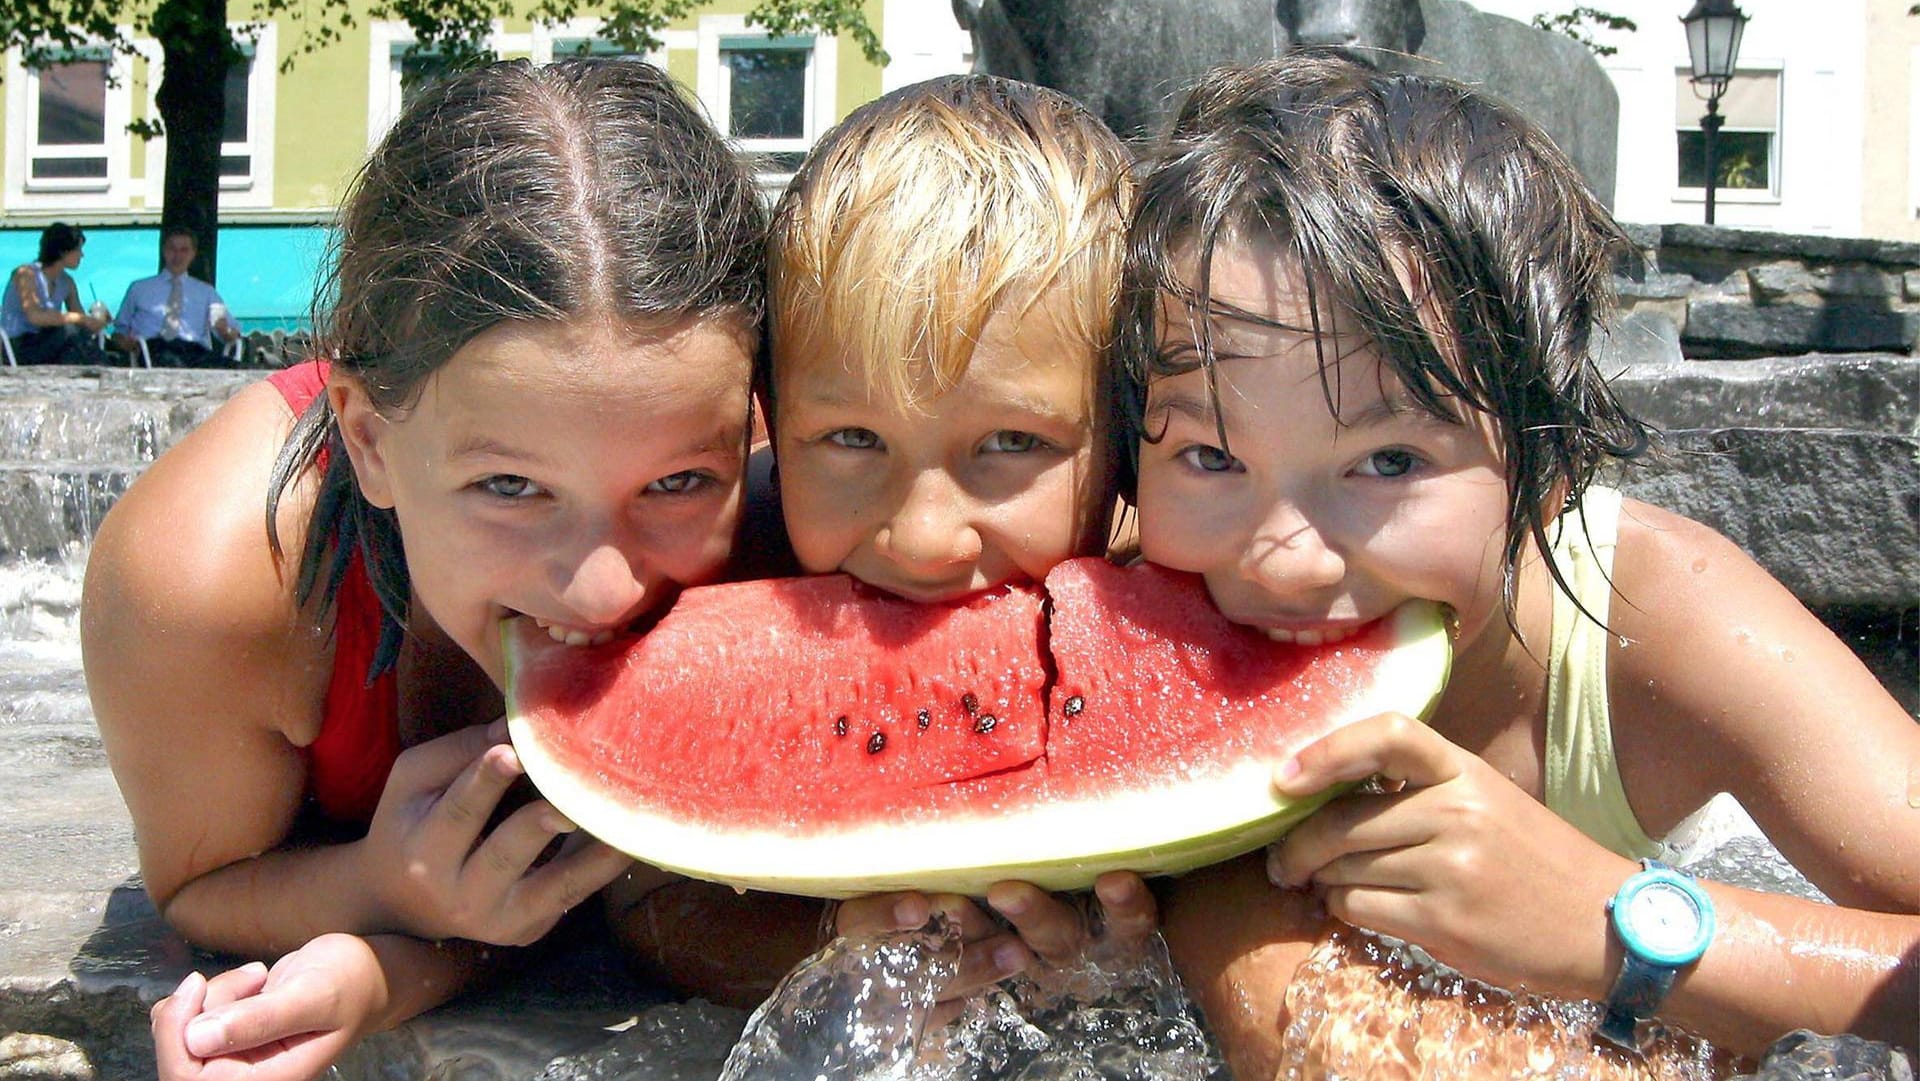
[505,557,1451,898]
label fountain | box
[0,343,1911,1079]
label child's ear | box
[327,377,397,510]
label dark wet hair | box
[38,222,85,265]
[1118,52,1649,622]
[266,57,767,676]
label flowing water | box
[1,368,1911,1081]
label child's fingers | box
[986,881,1086,965]
[151,971,208,1078]
[419,741,525,855]
[1093,871,1158,945]
[834,892,931,937]
[939,931,1030,1000]
[1274,712,1463,797]
[198,962,270,1011]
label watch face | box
[1628,883,1702,954]
[1616,871,1714,965]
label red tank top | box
[267,361,401,825]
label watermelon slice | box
[505,558,1451,899]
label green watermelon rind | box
[506,598,1451,899]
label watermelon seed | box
[916,709,931,731]
[1064,695,1085,718]
[834,715,849,737]
[973,713,998,734]
[961,692,980,715]
[866,731,887,754]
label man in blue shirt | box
[110,228,242,367]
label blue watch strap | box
[1598,952,1678,1047]
[1598,859,1713,1049]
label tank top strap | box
[1543,485,1662,859]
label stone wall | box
[1617,223,1920,359]
[1598,224,1917,713]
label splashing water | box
[717,916,1220,1081]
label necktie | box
[163,275,183,341]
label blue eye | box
[1355,449,1420,478]
[827,428,883,450]
[981,430,1044,453]
[646,470,711,495]
[1179,445,1241,474]
[479,474,543,498]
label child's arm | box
[1264,501,1919,1058]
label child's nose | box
[876,469,983,571]
[1240,499,1345,593]
[553,541,650,628]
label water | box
[715,917,1219,1081]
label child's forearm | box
[362,933,500,1033]
[157,839,390,957]
[607,875,829,1008]
[1659,884,1917,1059]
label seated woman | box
[2,222,109,365]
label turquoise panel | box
[0,224,329,334]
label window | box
[368,22,500,148]
[219,51,253,186]
[1676,69,1780,195]
[696,17,836,188]
[719,36,811,176]
[30,55,112,188]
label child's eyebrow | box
[1338,396,1461,430]
[1142,388,1217,427]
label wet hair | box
[1118,52,1649,621]
[266,57,766,676]
[767,74,1133,411]
[38,223,85,265]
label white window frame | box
[530,17,674,66]
[140,22,278,210]
[1674,62,1784,205]
[695,14,837,187]
[367,20,506,150]
[4,42,135,209]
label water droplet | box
[1691,558,1708,574]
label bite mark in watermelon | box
[505,558,1451,898]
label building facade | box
[0,0,963,329]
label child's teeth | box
[1295,629,1324,647]
[1264,627,1295,643]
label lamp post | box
[1682,0,1749,225]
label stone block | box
[1615,271,1698,301]
[1609,429,1919,608]
[1682,300,1920,358]
[1595,310,1684,372]
[1608,354,1919,432]
[1748,262,1897,303]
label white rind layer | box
[506,599,1452,899]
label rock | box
[1596,310,1684,371]
[1609,429,1919,608]
[0,1033,93,1080]
[1683,301,1920,358]
[1608,354,1918,432]
[1733,1029,1916,1081]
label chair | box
[130,332,244,369]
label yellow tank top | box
[1542,485,1662,860]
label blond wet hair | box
[769,74,1132,410]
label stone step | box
[0,368,250,466]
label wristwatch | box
[1597,859,1715,1049]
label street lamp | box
[1681,0,1749,225]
